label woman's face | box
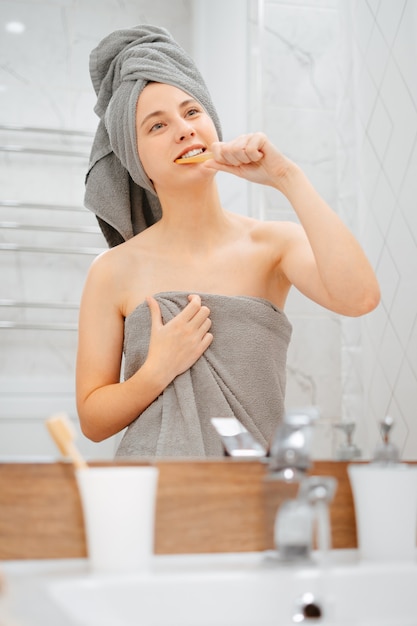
[136,82,219,192]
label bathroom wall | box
[248,0,344,457]
[251,0,417,459]
[343,0,417,459]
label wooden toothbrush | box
[46,413,88,469]
[175,151,214,164]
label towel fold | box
[116,293,292,458]
[85,25,222,247]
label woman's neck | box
[154,181,231,248]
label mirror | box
[1,1,416,461]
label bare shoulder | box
[82,237,139,303]
[88,232,148,278]
[86,243,123,285]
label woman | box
[76,26,380,457]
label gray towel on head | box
[116,293,292,458]
[85,25,223,247]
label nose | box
[175,117,195,142]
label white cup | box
[76,466,159,574]
[348,464,417,562]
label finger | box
[209,141,241,166]
[201,331,214,351]
[228,134,264,163]
[221,136,256,163]
[209,141,224,161]
[225,136,253,164]
[189,313,212,339]
[211,135,265,165]
[218,145,247,166]
[233,148,253,165]
[243,134,265,161]
[199,316,212,335]
[187,293,201,306]
[181,294,202,321]
[146,295,163,329]
[189,304,212,333]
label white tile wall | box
[349,0,417,459]
[252,0,417,460]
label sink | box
[3,551,417,625]
[45,550,417,626]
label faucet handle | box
[298,475,337,504]
[268,407,319,480]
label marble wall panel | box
[253,0,343,453]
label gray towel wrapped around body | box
[85,25,222,247]
[116,293,292,458]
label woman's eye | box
[150,122,164,132]
[186,108,200,117]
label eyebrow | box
[139,98,198,128]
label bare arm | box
[206,133,380,316]
[76,256,213,442]
[274,168,380,316]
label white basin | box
[3,551,417,625]
[45,550,417,626]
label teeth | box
[180,148,204,159]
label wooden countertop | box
[0,459,357,560]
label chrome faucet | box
[210,407,338,563]
[274,474,337,563]
[268,407,319,481]
[268,407,338,563]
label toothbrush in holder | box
[46,412,88,469]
